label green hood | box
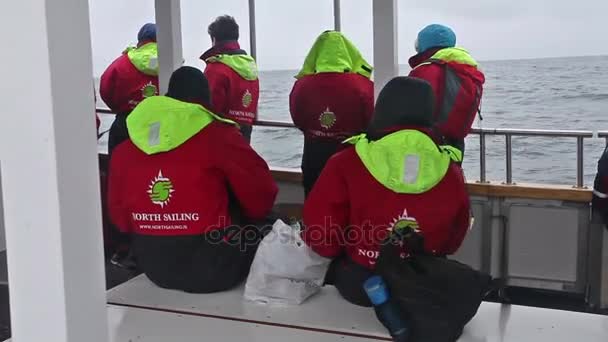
[126,42,159,76]
[345,130,462,194]
[431,47,478,67]
[127,96,235,155]
[296,31,372,79]
[207,54,258,81]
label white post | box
[0,0,108,341]
[0,176,5,253]
[248,0,258,60]
[155,0,184,94]
[372,0,399,98]
[333,0,342,31]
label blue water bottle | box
[364,276,410,342]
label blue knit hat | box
[415,24,456,53]
[137,23,157,43]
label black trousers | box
[325,256,374,307]
[133,226,266,294]
[108,114,129,157]
[106,114,132,256]
[240,124,252,144]
[302,139,341,197]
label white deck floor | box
[102,275,608,342]
[105,304,380,341]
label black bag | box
[375,230,491,342]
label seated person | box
[290,30,374,197]
[302,77,471,306]
[108,66,278,293]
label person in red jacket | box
[108,66,278,293]
[408,24,485,156]
[290,31,374,197]
[101,23,160,155]
[302,77,471,307]
[201,15,259,143]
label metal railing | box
[597,131,608,145]
[97,110,594,187]
[255,120,594,187]
[470,127,593,187]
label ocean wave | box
[560,93,608,101]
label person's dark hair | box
[166,66,211,107]
[208,15,239,42]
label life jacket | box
[413,48,485,141]
[100,43,160,115]
[290,31,374,140]
[205,53,259,125]
[302,129,469,269]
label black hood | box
[367,77,435,140]
[166,66,211,107]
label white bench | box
[105,275,608,341]
[105,304,378,341]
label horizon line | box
[258,53,607,72]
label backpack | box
[427,59,483,141]
[375,229,492,342]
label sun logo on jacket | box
[319,107,336,129]
[148,170,174,208]
[242,89,253,108]
[141,82,158,98]
[390,209,420,233]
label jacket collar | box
[408,47,443,68]
[200,41,245,61]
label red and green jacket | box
[302,129,471,269]
[100,42,160,115]
[202,42,259,126]
[290,31,374,141]
[108,96,277,236]
[409,47,485,141]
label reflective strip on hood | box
[127,96,236,155]
[295,31,372,79]
[127,42,159,76]
[345,130,460,194]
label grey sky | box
[89,0,608,75]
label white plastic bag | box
[244,219,331,305]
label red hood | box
[200,41,244,61]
